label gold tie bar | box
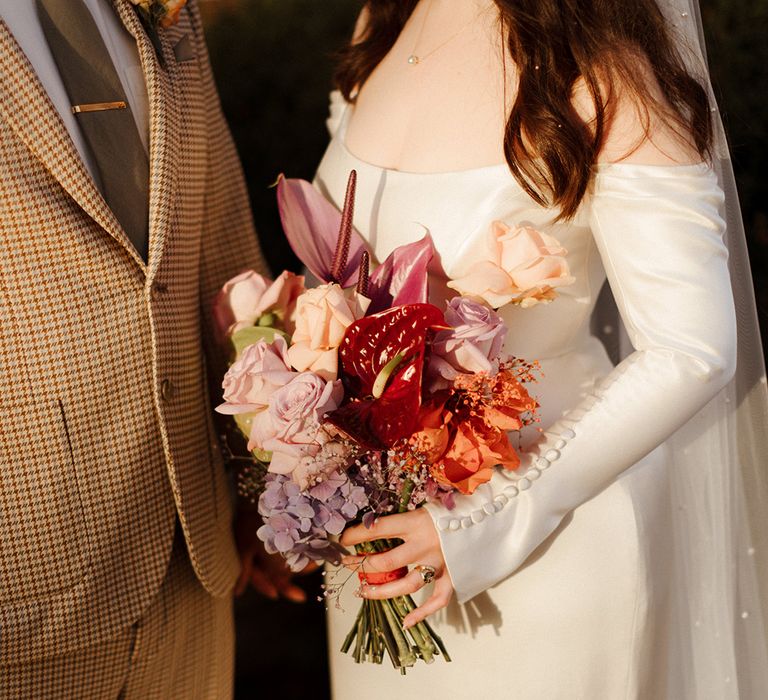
[71,101,127,114]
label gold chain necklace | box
[407,0,482,66]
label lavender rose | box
[250,372,344,476]
[216,336,297,416]
[428,297,507,390]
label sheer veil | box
[592,1,768,695]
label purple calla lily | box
[276,170,435,315]
[276,174,365,287]
[367,233,435,314]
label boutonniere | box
[130,0,187,66]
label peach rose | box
[287,284,370,381]
[213,270,305,341]
[448,222,574,309]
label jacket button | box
[161,379,176,402]
[154,282,169,294]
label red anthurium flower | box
[325,304,446,449]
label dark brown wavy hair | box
[335,0,713,218]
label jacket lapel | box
[0,18,145,271]
[111,0,182,284]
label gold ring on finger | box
[414,564,436,584]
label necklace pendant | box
[407,54,421,66]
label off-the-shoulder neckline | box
[595,161,709,174]
[335,95,708,178]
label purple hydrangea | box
[257,471,369,571]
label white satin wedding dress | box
[313,83,768,698]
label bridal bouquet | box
[214,171,571,673]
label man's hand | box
[234,508,316,601]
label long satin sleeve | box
[425,164,737,604]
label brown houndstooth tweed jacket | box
[0,1,267,665]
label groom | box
[0,1,283,697]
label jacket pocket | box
[0,399,91,603]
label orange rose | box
[453,367,539,433]
[433,419,520,496]
[409,402,453,463]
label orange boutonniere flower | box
[130,0,187,29]
[130,0,187,68]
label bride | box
[312,0,768,697]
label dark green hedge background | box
[197,2,766,698]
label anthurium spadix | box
[277,170,436,314]
[276,171,366,288]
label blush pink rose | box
[250,372,344,476]
[448,222,574,309]
[428,297,507,390]
[213,270,305,341]
[216,336,296,415]
[287,284,370,381]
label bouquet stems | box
[341,544,449,671]
[340,504,451,672]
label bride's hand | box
[340,509,454,629]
